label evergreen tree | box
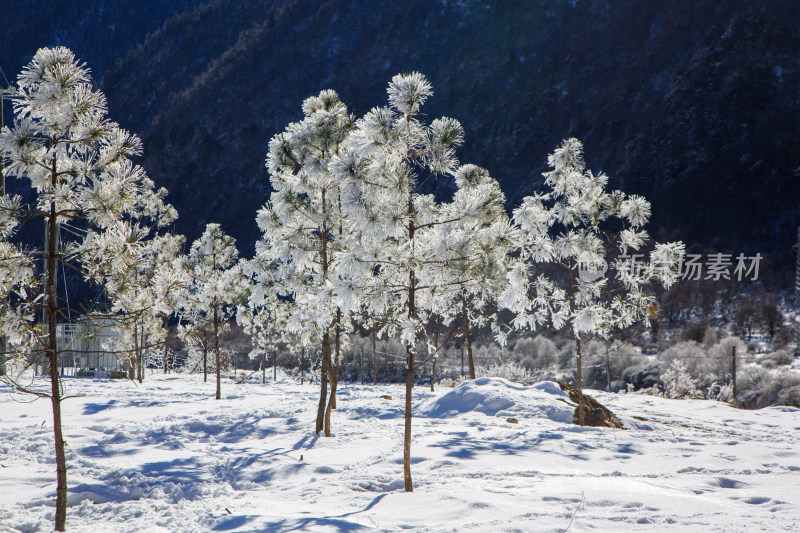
[249,89,353,436]
[501,138,684,424]
[0,47,174,531]
[180,223,246,400]
[102,232,186,380]
[435,164,515,379]
[332,73,507,491]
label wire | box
[59,222,87,238]
[0,67,11,88]
[59,225,71,322]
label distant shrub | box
[682,321,707,342]
[660,360,701,399]
[761,350,793,368]
[514,335,558,371]
[476,362,533,385]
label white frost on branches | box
[500,138,685,339]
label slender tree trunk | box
[273,350,277,381]
[214,304,221,400]
[261,354,265,384]
[404,188,416,493]
[300,346,305,385]
[135,323,142,383]
[576,337,585,426]
[324,359,337,437]
[162,317,169,374]
[431,322,439,392]
[372,326,377,385]
[331,309,341,410]
[325,312,341,435]
[317,189,333,435]
[46,190,68,532]
[462,295,475,380]
[403,343,415,492]
[360,345,364,386]
[461,344,465,378]
[316,334,330,434]
[202,334,208,383]
[321,333,335,436]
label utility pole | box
[795,228,800,357]
[730,345,737,407]
[0,86,13,376]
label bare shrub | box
[476,362,533,385]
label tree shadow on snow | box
[212,514,257,531]
[82,400,118,414]
[250,494,387,532]
[428,430,593,461]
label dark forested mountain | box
[2,0,799,261]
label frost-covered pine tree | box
[332,73,506,491]
[0,47,174,531]
[147,234,188,373]
[434,164,516,379]
[501,138,684,424]
[101,232,187,380]
[249,89,353,436]
[180,223,246,400]
[237,291,293,383]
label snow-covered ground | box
[1,374,798,532]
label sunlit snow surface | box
[1,374,798,532]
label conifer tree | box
[0,47,174,531]
[435,164,515,379]
[332,73,507,491]
[181,223,246,400]
[249,89,353,436]
[101,232,186,380]
[501,138,684,424]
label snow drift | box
[417,378,575,424]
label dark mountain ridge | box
[2,0,798,265]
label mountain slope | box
[3,0,799,258]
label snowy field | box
[1,374,799,532]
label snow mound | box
[418,378,574,423]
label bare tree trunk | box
[323,333,336,436]
[431,322,439,392]
[462,295,475,380]
[162,317,169,374]
[331,309,341,409]
[403,343,415,492]
[202,333,208,383]
[300,347,305,385]
[317,189,333,435]
[576,337,585,426]
[273,350,277,381]
[46,192,68,532]
[135,323,142,383]
[324,362,337,437]
[372,326,377,385]
[324,311,342,435]
[261,354,265,384]
[316,334,330,435]
[214,304,221,400]
[404,188,416,493]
